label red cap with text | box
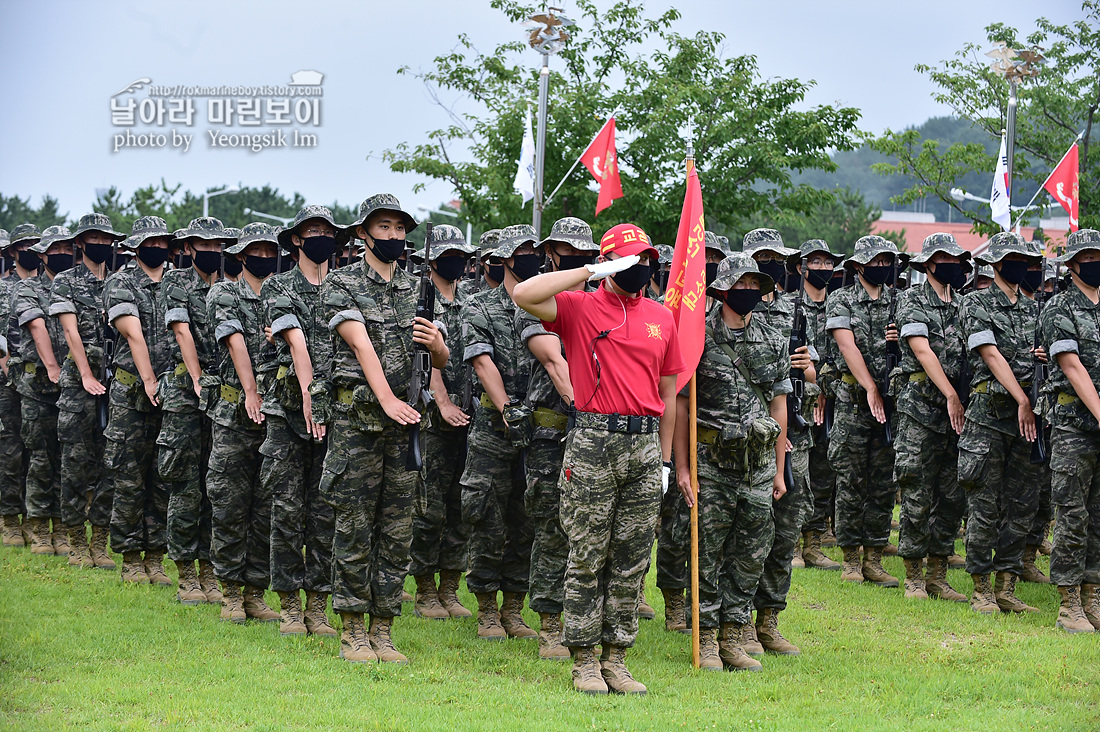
[599,223,659,260]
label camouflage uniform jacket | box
[104,266,168,411]
[1041,285,1100,434]
[895,280,965,430]
[0,275,18,362]
[209,278,272,432]
[753,292,816,447]
[430,283,469,427]
[159,266,218,412]
[48,263,109,372]
[260,266,331,421]
[322,261,417,430]
[517,305,566,440]
[462,283,530,404]
[12,272,67,401]
[959,284,1036,435]
[826,282,896,379]
[802,291,834,393]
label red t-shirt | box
[545,283,686,417]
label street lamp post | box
[243,207,293,226]
[203,185,240,217]
[986,43,1045,206]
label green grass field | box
[2,541,1098,732]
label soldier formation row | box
[1,201,1098,696]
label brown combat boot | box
[718,623,762,671]
[821,518,837,548]
[969,573,998,615]
[902,558,927,599]
[637,588,657,620]
[175,561,205,605]
[437,570,472,617]
[994,572,1039,613]
[2,515,25,547]
[67,526,94,569]
[500,591,537,639]
[882,542,898,556]
[120,551,148,584]
[1082,584,1100,630]
[474,592,506,640]
[339,612,377,663]
[1039,522,1053,555]
[401,589,414,603]
[413,574,449,620]
[243,586,280,622]
[369,615,408,664]
[198,560,222,604]
[791,547,805,569]
[143,551,172,586]
[570,646,608,694]
[925,556,967,602]
[1056,586,1095,633]
[600,645,646,695]
[742,621,764,656]
[50,519,70,556]
[861,547,899,587]
[698,627,723,671]
[29,518,53,555]
[802,531,840,571]
[537,612,570,661]
[20,516,34,547]
[277,591,307,635]
[89,525,115,569]
[220,582,247,624]
[755,608,800,655]
[1020,545,1050,584]
[840,546,863,583]
[662,588,689,634]
[304,591,337,636]
[947,553,966,568]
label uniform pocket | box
[156,425,194,482]
[956,427,990,488]
[461,483,492,526]
[318,453,349,506]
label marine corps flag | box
[580,116,623,216]
[664,166,706,392]
[1043,142,1079,231]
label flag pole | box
[532,53,550,237]
[543,107,622,208]
[686,124,701,670]
[1014,129,1086,231]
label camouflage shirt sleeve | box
[48,271,77,317]
[211,283,243,343]
[265,276,301,337]
[462,296,494,362]
[321,272,364,330]
[1043,292,1081,359]
[105,273,141,324]
[896,287,931,340]
[825,287,853,333]
[161,270,192,328]
[961,291,997,351]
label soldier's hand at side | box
[885,324,898,342]
[1017,400,1037,442]
[867,384,886,423]
[46,363,61,384]
[813,392,825,425]
[144,378,159,407]
[947,392,965,435]
[192,376,202,399]
[301,389,326,441]
[381,395,421,426]
[439,399,470,427]
[1032,346,1048,363]
[676,466,694,508]
[791,346,813,372]
[772,473,787,501]
[412,317,444,355]
[82,373,107,396]
[264,326,275,345]
[244,390,265,425]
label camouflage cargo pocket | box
[318,453,348,507]
[461,483,493,526]
[956,427,990,489]
[156,426,194,482]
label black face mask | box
[725,288,763,316]
[301,235,338,264]
[83,242,113,264]
[611,261,652,294]
[508,254,543,281]
[756,260,787,290]
[193,250,222,275]
[1020,269,1043,293]
[138,246,169,269]
[827,273,845,294]
[997,259,1028,285]
[368,237,406,264]
[47,253,74,273]
[928,262,963,288]
[175,253,192,269]
[860,265,893,286]
[337,257,350,268]
[486,263,504,283]
[18,251,40,271]
[557,254,596,271]
[277,254,295,273]
[805,268,832,290]
[1075,260,1100,288]
[242,255,275,279]
[433,257,467,282]
[223,256,243,277]
[705,262,719,287]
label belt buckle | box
[627,415,641,433]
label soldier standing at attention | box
[1040,229,1100,632]
[321,194,447,664]
[894,233,969,603]
[49,214,124,567]
[457,230,502,300]
[826,236,906,588]
[958,232,1045,614]
[513,223,683,696]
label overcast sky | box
[0,0,1084,224]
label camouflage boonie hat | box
[541,217,597,252]
[425,224,477,261]
[843,235,909,270]
[227,222,280,254]
[908,232,971,272]
[704,231,732,257]
[0,229,9,251]
[124,216,172,249]
[495,224,539,259]
[975,231,1039,265]
[341,194,418,243]
[278,205,340,250]
[798,239,843,265]
[175,217,236,245]
[710,252,775,296]
[9,223,41,247]
[1055,228,1100,264]
[654,244,674,265]
[975,264,995,280]
[30,225,76,253]
[73,212,124,241]
[742,228,797,258]
[478,229,502,260]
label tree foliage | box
[736,187,882,258]
[0,194,69,233]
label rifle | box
[405,222,435,471]
[97,304,115,431]
[1031,260,1049,464]
[879,257,900,446]
[785,256,808,491]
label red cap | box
[599,223,658,260]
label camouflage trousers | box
[20,394,59,520]
[207,421,269,587]
[696,444,775,629]
[158,408,212,563]
[802,424,835,534]
[107,403,167,553]
[655,481,690,591]
[560,428,661,648]
[755,443,808,612]
[1028,433,1053,545]
[828,396,895,548]
[1048,426,1100,586]
[262,414,332,593]
[526,435,569,614]
[958,422,1040,575]
[324,416,416,617]
[895,411,964,559]
[0,382,24,518]
[408,424,469,577]
[57,384,109,528]
[459,414,531,595]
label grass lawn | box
[2,540,1098,732]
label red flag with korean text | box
[664,166,706,392]
[1043,142,1079,231]
[580,117,623,216]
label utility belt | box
[532,406,568,432]
[573,411,660,434]
[971,379,1031,395]
[696,417,781,471]
[219,383,242,405]
[1057,391,1079,406]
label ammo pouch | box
[502,401,533,449]
[308,378,334,426]
[274,364,303,411]
[800,381,821,425]
[198,373,221,418]
[709,416,781,471]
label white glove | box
[662,463,671,495]
[585,254,640,281]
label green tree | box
[870,2,1100,234]
[385,0,861,243]
[0,193,68,232]
[740,187,882,257]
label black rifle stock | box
[405,223,435,471]
[785,257,808,492]
[879,258,900,446]
[1031,261,1050,464]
